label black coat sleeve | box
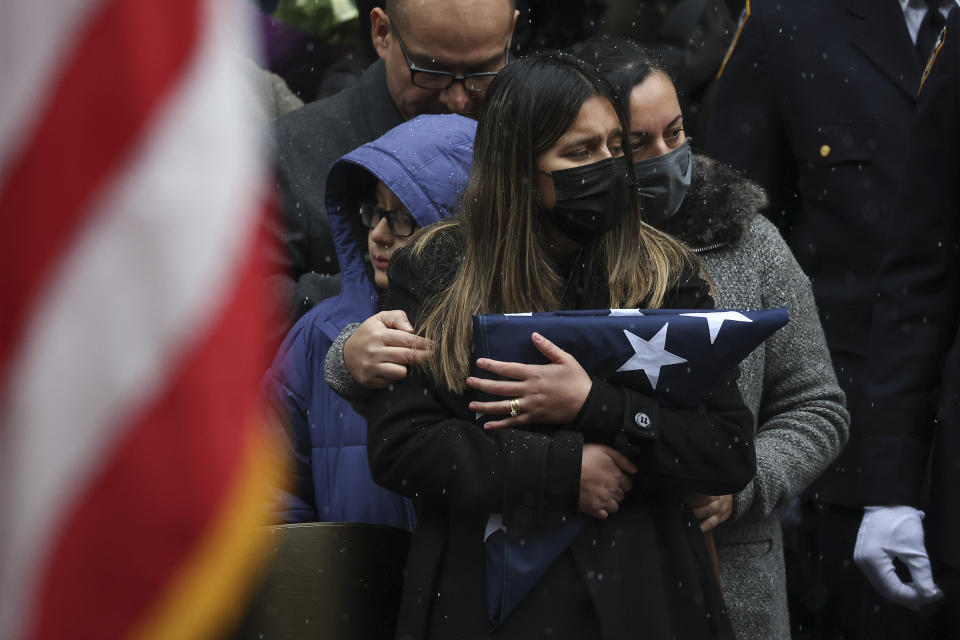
[572,270,757,496]
[859,12,960,506]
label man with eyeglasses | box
[271,0,518,331]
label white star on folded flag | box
[615,323,688,389]
[680,311,753,344]
[609,309,645,316]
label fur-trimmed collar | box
[656,154,768,251]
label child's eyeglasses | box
[359,203,417,237]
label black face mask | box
[542,155,631,241]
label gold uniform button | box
[820,144,831,158]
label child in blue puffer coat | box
[264,114,476,527]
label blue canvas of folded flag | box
[472,307,789,627]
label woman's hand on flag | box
[466,332,592,429]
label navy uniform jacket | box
[705,0,922,506]
[865,9,960,569]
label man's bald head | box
[371,0,519,119]
[384,0,516,31]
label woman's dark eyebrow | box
[559,135,602,151]
[631,116,683,139]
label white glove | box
[853,505,943,610]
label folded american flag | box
[471,307,789,627]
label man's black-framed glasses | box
[390,21,507,93]
[359,203,418,237]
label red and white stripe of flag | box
[1,0,278,638]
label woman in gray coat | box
[576,37,850,638]
[325,41,850,639]
[667,150,849,638]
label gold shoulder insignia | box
[919,24,947,96]
[717,0,752,79]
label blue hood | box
[325,114,476,289]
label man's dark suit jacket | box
[865,8,960,569]
[272,60,403,324]
[706,0,926,507]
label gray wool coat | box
[660,155,850,639]
[324,154,850,640]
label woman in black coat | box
[356,51,756,640]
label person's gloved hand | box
[853,505,943,610]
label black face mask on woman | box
[542,155,631,241]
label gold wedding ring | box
[509,398,520,417]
